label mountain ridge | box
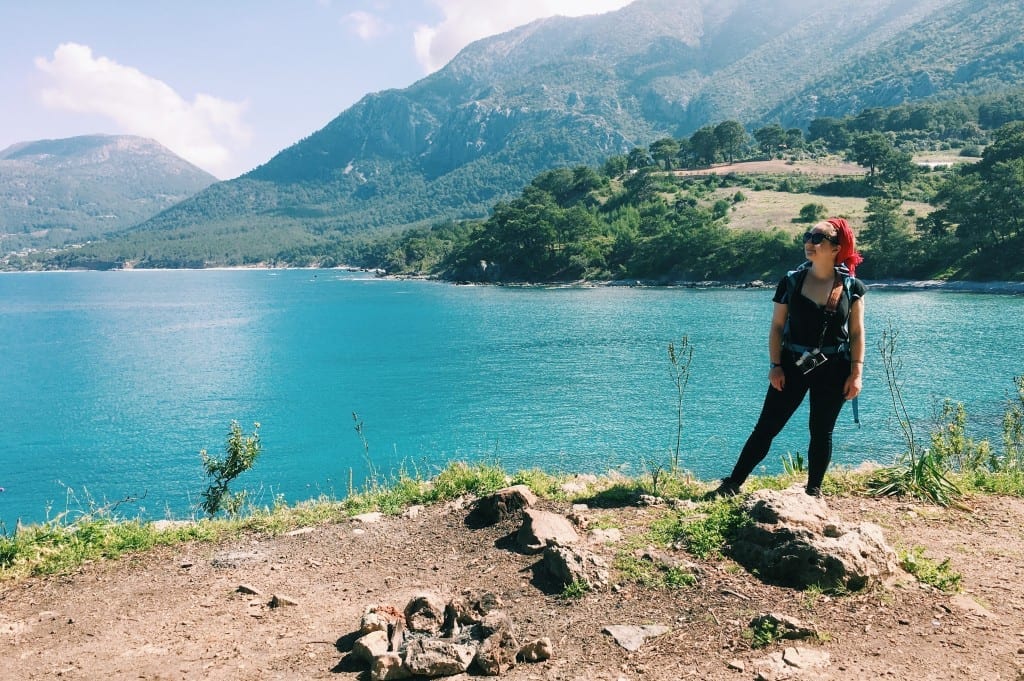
[21,0,1024,267]
[0,134,217,253]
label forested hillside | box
[31,0,1021,269]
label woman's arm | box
[844,297,865,400]
[768,302,788,391]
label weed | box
[643,497,751,560]
[866,324,961,506]
[899,546,962,593]
[667,336,695,473]
[782,451,806,475]
[745,618,782,649]
[561,579,590,599]
[613,552,696,590]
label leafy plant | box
[866,324,961,506]
[1001,374,1024,470]
[745,617,783,649]
[561,579,591,599]
[200,421,262,518]
[782,451,806,475]
[929,400,992,472]
[899,546,962,593]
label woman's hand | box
[843,373,862,400]
[769,366,785,391]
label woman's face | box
[804,222,841,263]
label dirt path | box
[3,493,1024,680]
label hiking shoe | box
[703,480,741,501]
[805,486,822,497]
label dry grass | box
[716,190,933,232]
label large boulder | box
[467,485,537,527]
[728,487,900,590]
[517,508,579,554]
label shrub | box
[200,421,262,518]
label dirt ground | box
[3,492,1024,681]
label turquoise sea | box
[1,269,1021,525]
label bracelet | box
[851,360,864,364]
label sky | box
[0,1,633,180]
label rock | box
[782,646,830,669]
[372,652,411,681]
[543,544,609,589]
[268,594,298,608]
[467,485,537,526]
[405,592,447,634]
[517,637,553,663]
[236,584,260,595]
[950,593,998,619]
[403,637,476,677]
[353,630,390,664]
[517,508,579,553]
[402,505,424,519]
[729,487,899,590]
[445,590,503,630]
[474,611,520,675]
[602,624,670,652]
[353,512,384,524]
[361,604,405,635]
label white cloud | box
[413,0,633,73]
[34,43,251,178]
[345,10,390,40]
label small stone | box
[268,594,298,608]
[727,659,745,671]
[517,637,552,663]
[236,584,260,595]
[602,624,670,652]
[353,512,384,523]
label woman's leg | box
[804,360,851,494]
[726,374,809,486]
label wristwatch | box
[770,362,782,369]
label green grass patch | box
[899,546,962,593]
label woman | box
[710,217,866,498]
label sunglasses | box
[803,231,840,245]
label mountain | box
[0,135,216,253]
[57,0,1024,267]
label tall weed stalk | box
[667,336,694,473]
[867,323,961,506]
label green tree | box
[714,120,747,163]
[852,132,895,177]
[879,150,918,196]
[689,126,718,166]
[860,196,916,277]
[754,123,786,157]
[650,137,681,170]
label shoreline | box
[4,266,1024,294]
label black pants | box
[726,353,850,491]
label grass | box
[899,546,962,593]
[3,456,1022,583]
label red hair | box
[826,217,864,276]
